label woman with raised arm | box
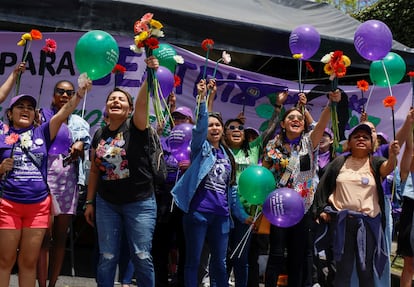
[84,56,160,287]
[0,77,91,287]
[262,90,341,287]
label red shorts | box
[0,196,51,229]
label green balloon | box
[238,166,276,205]
[75,30,119,80]
[153,43,177,73]
[369,52,406,87]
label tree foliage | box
[353,0,414,47]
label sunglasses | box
[286,114,304,121]
[55,88,75,97]
[228,125,244,131]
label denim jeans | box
[96,193,157,287]
[182,211,230,287]
[227,219,251,287]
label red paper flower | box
[5,133,19,145]
[408,71,414,78]
[305,62,314,73]
[383,95,397,109]
[357,80,369,92]
[144,37,159,50]
[112,64,126,74]
[201,39,214,51]
[174,75,181,87]
[42,38,57,54]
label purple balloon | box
[354,20,393,61]
[289,25,320,60]
[156,66,174,98]
[49,123,72,155]
[171,145,191,162]
[262,188,305,228]
[168,123,193,150]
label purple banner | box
[0,31,412,140]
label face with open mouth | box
[207,116,224,148]
[225,120,245,149]
[8,99,36,129]
[106,90,133,120]
[281,110,305,137]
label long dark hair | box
[209,112,237,186]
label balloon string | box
[81,90,88,119]
[299,59,303,93]
[230,209,261,259]
[381,60,393,96]
[364,85,375,113]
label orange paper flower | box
[357,80,369,92]
[383,95,397,109]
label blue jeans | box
[183,211,230,287]
[96,193,156,287]
[227,219,251,287]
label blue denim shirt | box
[170,101,249,225]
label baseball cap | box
[377,132,389,143]
[323,128,333,139]
[172,106,193,119]
[348,123,372,139]
[8,94,37,109]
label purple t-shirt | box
[0,124,51,203]
[190,147,231,216]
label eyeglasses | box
[228,125,244,131]
[55,88,75,97]
[286,114,304,121]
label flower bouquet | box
[132,13,165,126]
[321,51,351,152]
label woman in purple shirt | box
[0,78,91,287]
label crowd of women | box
[1,55,414,287]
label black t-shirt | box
[92,120,153,204]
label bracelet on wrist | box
[85,199,94,205]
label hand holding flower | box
[328,89,341,104]
[197,79,208,101]
[276,90,289,107]
[145,56,159,71]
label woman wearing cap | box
[0,78,91,287]
[314,123,400,287]
[171,79,253,287]
[152,105,195,287]
[37,80,91,287]
[262,91,340,287]
[221,90,288,287]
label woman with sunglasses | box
[171,79,253,287]
[36,80,91,287]
[218,90,288,287]
[262,91,340,287]
[0,78,91,287]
